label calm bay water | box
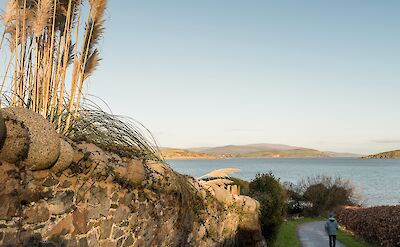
[167,158,400,206]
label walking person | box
[325,213,339,247]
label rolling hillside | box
[160,148,224,160]
[238,148,330,158]
[363,150,400,159]
[189,143,301,155]
[162,143,360,159]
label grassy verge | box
[337,230,374,247]
[272,217,373,247]
[273,217,321,247]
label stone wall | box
[0,108,266,247]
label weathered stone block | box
[72,209,89,235]
[48,191,74,215]
[0,107,60,170]
[111,227,124,239]
[113,205,130,223]
[42,175,59,187]
[51,139,74,174]
[100,220,113,239]
[0,195,18,220]
[114,159,145,187]
[23,202,50,224]
[0,117,29,163]
[43,214,74,238]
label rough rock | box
[0,117,29,163]
[48,191,74,215]
[23,202,50,224]
[43,214,74,238]
[0,140,266,247]
[78,142,108,164]
[0,112,6,148]
[0,107,60,170]
[51,139,74,174]
[114,159,145,186]
[210,184,234,205]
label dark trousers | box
[329,235,336,247]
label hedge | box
[335,205,400,247]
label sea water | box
[168,158,400,206]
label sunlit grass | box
[272,217,373,247]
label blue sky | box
[2,1,400,154]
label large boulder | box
[114,159,145,186]
[0,116,30,163]
[0,107,60,170]
[50,139,74,174]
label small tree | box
[286,175,360,216]
[249,172,287,242]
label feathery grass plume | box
[83,48,99,80]
[0,0,107,134]
[1,0,17,27]
[198,168,240,179]
[32,0,53,35]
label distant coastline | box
[363,150,400,159]
[161,143,361,160]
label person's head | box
[328,212,335,218]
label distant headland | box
[161,143,361,160]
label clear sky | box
[1,1,400,154]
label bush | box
[284,182,307,215]
[249,172,287,242]
[285,176,359,216]
[335,205,400,246]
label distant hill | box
[160,148,223,160]
[238,148,330,158]
[182,143,360,158]
[363,150,400,159]
[324,151,361,158]
[189,143,301,155]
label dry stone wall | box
[0,108,266,247]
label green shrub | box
[285,176,359,217]
[249,172,287,242]
[284,182,306,215]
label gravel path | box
[297,221,345,247]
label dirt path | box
[297,221,345,247]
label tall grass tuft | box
[65,100,163,161]
[0,0,107,133]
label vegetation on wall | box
[0,0,106,133]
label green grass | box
[272,217,373,247]
[273,217,321,247]
[337,230,374,247]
